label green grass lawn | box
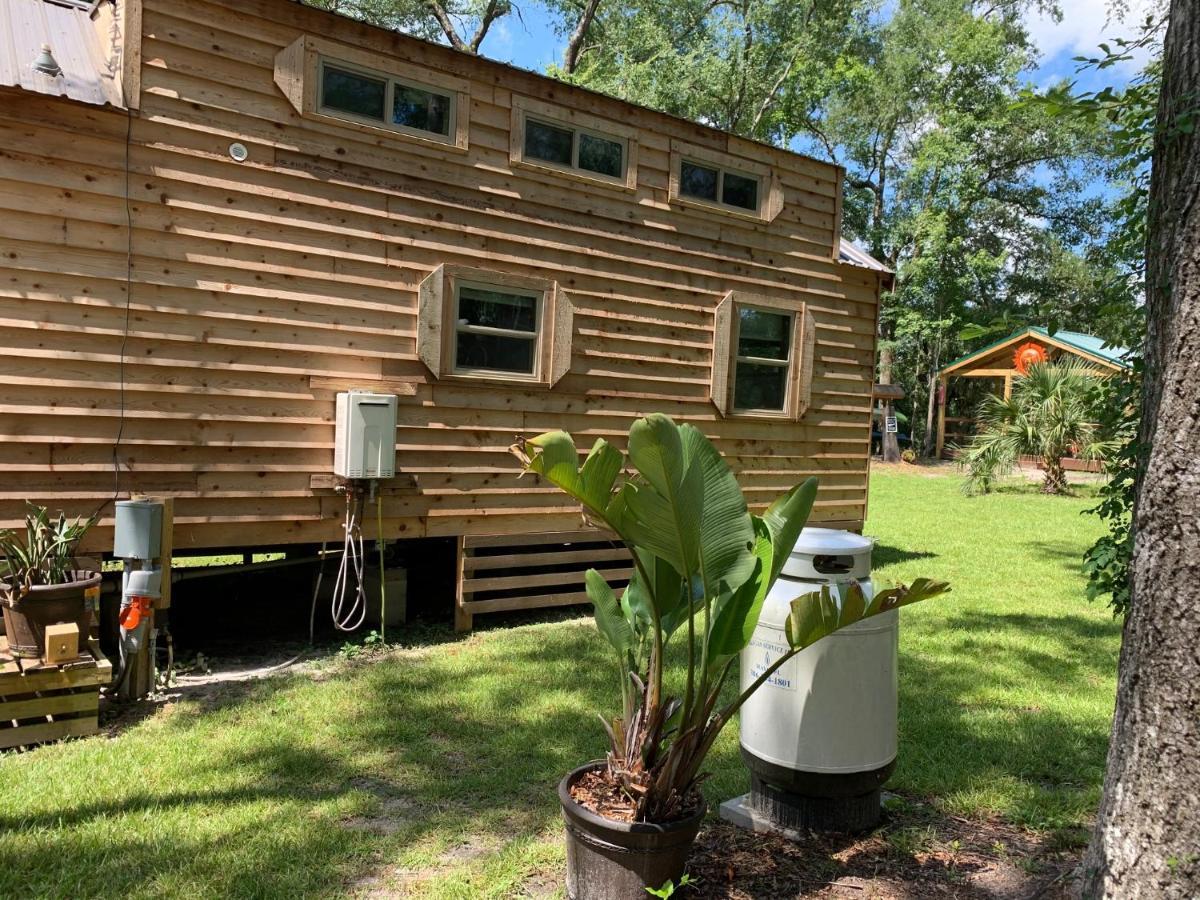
[0,467,1122,898]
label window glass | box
[321,66,386,121]
[722,171,759,211]
[737,308,789,360]
[734,364,788,411]
[578,132,623,177]
[455,332,536,374]
[525,120,574,166]
[457,287,537,332]
[680,161,719,201]
[455,285,540,376]
[393,84,452,136]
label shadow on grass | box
[873,543,938,568]
[894,608,1119,827]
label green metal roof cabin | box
[935,326,1129,459]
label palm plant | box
[960,359,1111,496]
[513,413,948,823]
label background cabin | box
[0,0,889,627]
[935,326,1129,462]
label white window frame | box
[680,159,762,215]
[732,306,794,415]
[669,139,784,222]
[317,57,457,144]
[711,291,814,419]
[510,96,639,191]
[274,36,471,152]
[523,116,628,183]
[451,279,545,382]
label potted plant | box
[0,504,100,660]
[513,414,948,898]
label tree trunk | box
[1041,455,1066,495]
[1081,2,1200,896]
[878,342,901,462]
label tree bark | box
[1081,2,1200,896]
[562,0,602,73]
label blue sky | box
[479,0,1152,96]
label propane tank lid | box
[782,527,873,581]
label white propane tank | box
[737,527,897,832]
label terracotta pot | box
[1,571,99,660]
[559,762,706,900]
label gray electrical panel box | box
[113,500,163,559]
[334,391,398,479]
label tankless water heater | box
[334,392,398,479]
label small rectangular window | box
[393,83,451,136]
[578,133,623,177]
[321,65,386,121]
[722,171,759,210]
[681,161,719,201]
[454,284,542,376]
[522,116,627,182]
[734,307,791,412]
[525,120,574,166]
[680,158,761,213]
[318,58,457,141]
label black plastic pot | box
[1,571,99,660]
[559,762,706,900]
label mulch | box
[683,798,1082,899]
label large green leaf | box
[585,568,634,660]
[785,580,951,651]
[623,548,688,637]
[621,417,755,607]
[761,478,818,585]
[516,432,623,521]
[705,523,770,666]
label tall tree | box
[304,0,512,52]
[1081,0,1200,894]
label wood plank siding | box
[0,0,884,552]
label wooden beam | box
[935,375,947,459]
[453,535,471,633]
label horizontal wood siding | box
[0,0,880,550]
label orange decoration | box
[1013,341,1048,375]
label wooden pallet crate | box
[455,529,632,631]
[0,636,111,750]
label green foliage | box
[0,503,97,597]
[960,360,1112,496]
[646,873,698,897]
[515,414,948,822]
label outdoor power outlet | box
[44,622,80,664]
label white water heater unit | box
[334,391,398,479]
[735,527,897,832]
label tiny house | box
[0,0,890,625]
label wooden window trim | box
[418,265,573,387]
[711,291,814,420]
[510,96,639,192]
[274,35,470,152]
[669,140,784,223]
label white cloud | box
[1024,0,1157,71]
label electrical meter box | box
[113,500,163,559]
[334,391,398,479]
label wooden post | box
[935,375,948,459]
[1003,372,1014,400]
[156,498,173,611]
[453,535,472,633]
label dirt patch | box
[685,803,1080,899]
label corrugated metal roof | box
[839,238,892,273]
[0,0,124,107]
[941,326,1131,374]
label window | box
[275,36,470,151]
[418,265,575,386]
[711,291,814,419]
[733,307,792,411]
[669,140,783,221]
[510,96,639,190]
[319,59,453,139]
[522,116,626,180]
[680,159,760,212]
[453,283,541,376]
